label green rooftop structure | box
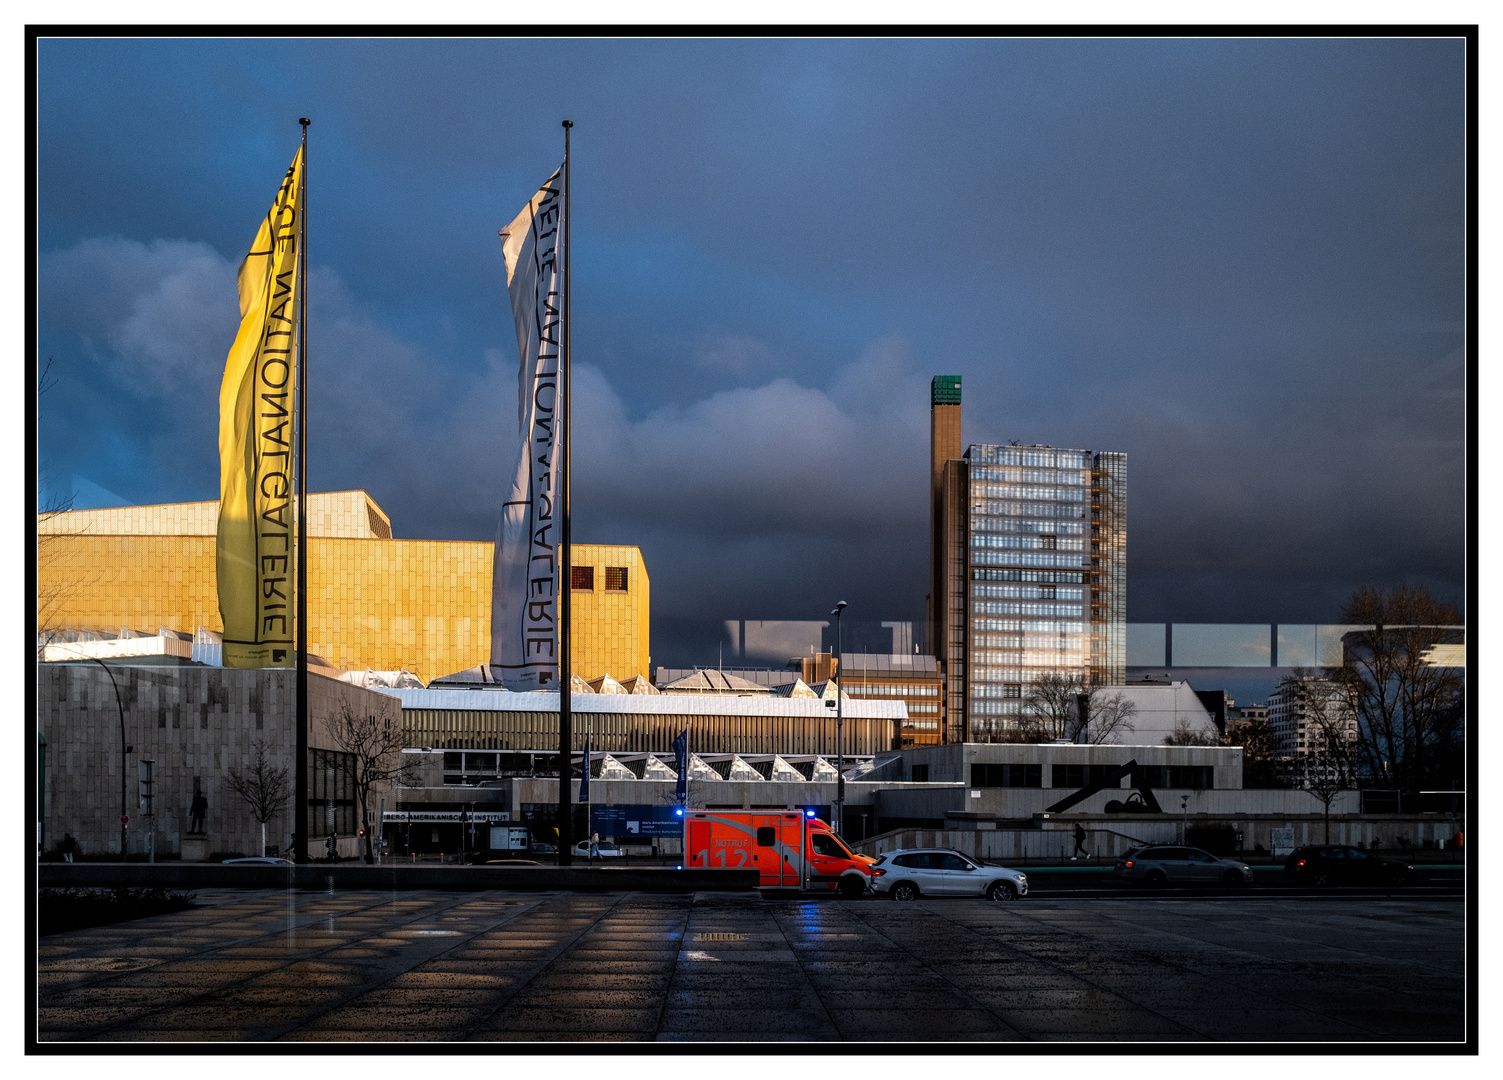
[931,375,962,405]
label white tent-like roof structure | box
[768,755,805,782]
[642,754,678,780]
[724,755,764,781]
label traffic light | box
[137,760,155,816]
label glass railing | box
[1125,623,1400,667]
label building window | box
[1051,764,1115,789]
[605,566,628,592]
[971,763,1042,788]
[1139,765,1214,790]
[309,748,357,837]
[571,566,594,591]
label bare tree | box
[1017,674,1138,744]
[1164,718,1218,746]
[1218,713,1291,789]
[1023,672,1084,740]
[328,701,418,863]
[1328,585,1464,798]
[1074,687,1137,744]
[225,739,291,858]
[1282,672,1359,842]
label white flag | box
[490,166,565,690]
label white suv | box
[869,849,1028,901]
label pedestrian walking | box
[61,833,77,863]
[1072,823,1089,861]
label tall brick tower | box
[928,376,964,741]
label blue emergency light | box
[806,809,816,818]
[675,808,684,817]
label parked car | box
[528,843,557,855]
[869,848,1028,901]
[1284,845,1414,886]
[573,840,624,858]
[1114,845,1254,887]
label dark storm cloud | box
[35,36,1466,666]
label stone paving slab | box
[33,889,1466,1045]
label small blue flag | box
[579,733,591,803]
[672,728,688,804]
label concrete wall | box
[875,785,1358,821]
[900,742,1243,789]
[856,815,1463,862]
[38,663,400,859]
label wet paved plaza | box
[36,889,1465,1043]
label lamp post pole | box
[831,600,847,836]
[92,659,130,859]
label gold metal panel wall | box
[39,528,649,686]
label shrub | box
[38,887,197,936]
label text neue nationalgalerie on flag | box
[491,166,566,691]
[216,148,304,669]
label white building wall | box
[1094,682,1218,744]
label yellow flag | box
[217,148,303,668]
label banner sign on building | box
[382,810,511,824]
[217,148,304,669]
[490,166,565,691]
[589,805,684,839]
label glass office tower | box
[961,444,1126,739]
[927,378,1126,741]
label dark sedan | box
[1284,845,1414,886]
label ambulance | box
[681,809,871,896]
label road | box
[36,888,1466,1044]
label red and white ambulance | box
[681,809,871,896]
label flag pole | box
[293,116,310,864]
[557,119,574,866]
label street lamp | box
[91,659,131,859]
[830,600,847,836]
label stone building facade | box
[38,663,401,860]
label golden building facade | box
[38,491,650,684]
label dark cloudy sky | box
[35,36,1467,667]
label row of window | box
[970,466,1089,486]
[972,602,1085,618]
[973,652,1087,667]
[971,448,1090,469]
[570,566,630,592]
[970,533,1085,551]
[972,584,1085,601]
[844,683,941,697]
[970,551,1089,568]
[974,484,1087,503]
[972,518,1087,536]
[969,501,1088,520]
[970,764,1216,789]
[972,684,1023,699]
[972,618,1087,634]
[971,665,1087,684]
[972,568,1086,584]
